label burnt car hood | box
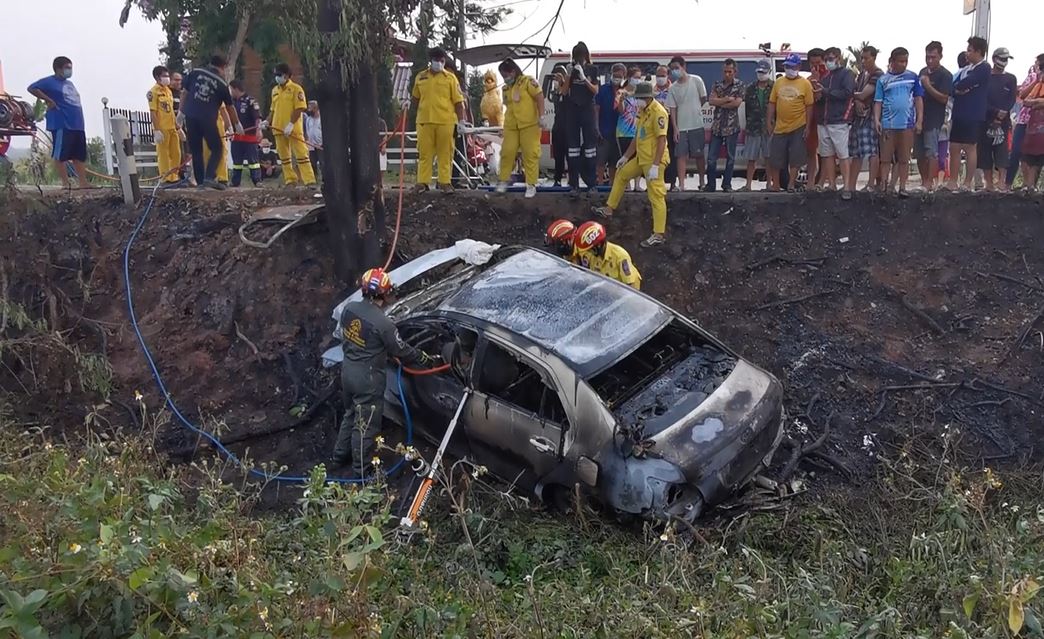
[645,360,784,498]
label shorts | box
[806,121,819,154]
[914,128,941,160]
[880,129,914,164]
[50,128,87,163]
[978,134,1010,170]
[849,119,880,158]
[742,133,770,161]
[950,119,985,145]
[1022,153,1044,168]
[770,127,808,168]
[677,128,706,159]
[817,124,850,159]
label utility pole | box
[457,0,467,78]
[968,0,990,41]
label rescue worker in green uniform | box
[333,268,439,475]
[573,221,642,290]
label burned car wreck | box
[325,244,785,523]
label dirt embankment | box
[1,188,1042,481]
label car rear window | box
[440,250,670,370]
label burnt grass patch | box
[1,187,1043,497]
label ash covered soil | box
[2,187,1043,494]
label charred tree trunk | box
[348,66,387,271]
[315,0,385,283]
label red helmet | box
[573,221,607,253]
[360,267,394,298]
[545,219,576,245]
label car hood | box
[646,359,783,480]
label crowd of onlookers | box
[547,38,1044,197]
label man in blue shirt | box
[594,63,626,187]
[874,47,924,197]
[28,56,90,189]
[946,36,992,191]
[180,54,242,190]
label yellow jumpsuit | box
[499,75,543,186]
[202,114,229,183]
[412,69,464,186]
[148,83,181,183]
[270,79,317,186]
[607,99,670,234]
[579,242,642,290]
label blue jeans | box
[1007,123,1026,187]
[706,132,739,191]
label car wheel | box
[542,483,576,514]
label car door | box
[464,336,570,484]
[395,319,476,432]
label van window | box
[685,60,758,87]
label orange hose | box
[402,363,451,376]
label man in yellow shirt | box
[594,82,670,248]
[573,221,641,290]
[767,53,815,192]
[268,63,316,187]
[412,48,466,193]
[148,65,181,185]
[495,58,544,198]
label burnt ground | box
[1,186,1043,499]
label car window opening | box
[480,342,567,426]
[589,320,737,411]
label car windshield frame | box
[437,249,672,376]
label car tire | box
[542,483,575,514]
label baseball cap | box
[756,59,772,73]
[784,53,802,68]
[993,47,1013,60]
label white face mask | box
[994,57,1009,69]
[275,75,287,85]
[637,99,650,110]
[159,76,171,86]
[756,71,770,81]
[655,76,668,87]
[629,78,640,87]
[430,61,444,73]
[785,69,799,79]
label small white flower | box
[370,456,382,467]
[186,591,199,604]
[374,435,386,447]
[134,390,144,403]
[69,543,82,554]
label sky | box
[3,0,1038,149]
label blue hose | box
[123,182,412,484]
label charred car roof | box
[435,249,672,376]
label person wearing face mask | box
[412,47,466,193]
[28,56,91,190]
[595,63,626,185]
[563,41,600,197]
[495,58,545,199]
[229,80,264,188]
[666,56,708,191]
[653,65,678,190]
[740,59,774,191]
[615,67,644,192]
[147,65,182,186]
[814,48,855,198]
[980,48,1018,192]
[595,82,671,248]
[169,72,191,184]
[767,54,815,192]
[303,101,323,182]
[268,63,317,188]
[706,58,746,193]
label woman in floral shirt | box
[615,66,643,191]
[1007,62,1040,189]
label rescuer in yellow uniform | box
[595,81,670,248]
[573,221,642,290]
[544,219,578,264]
[148,65,181,184]
[494,58,544,199]
[411,47,466,193]
[268,63,316,187]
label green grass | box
[0,412,1042,638]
